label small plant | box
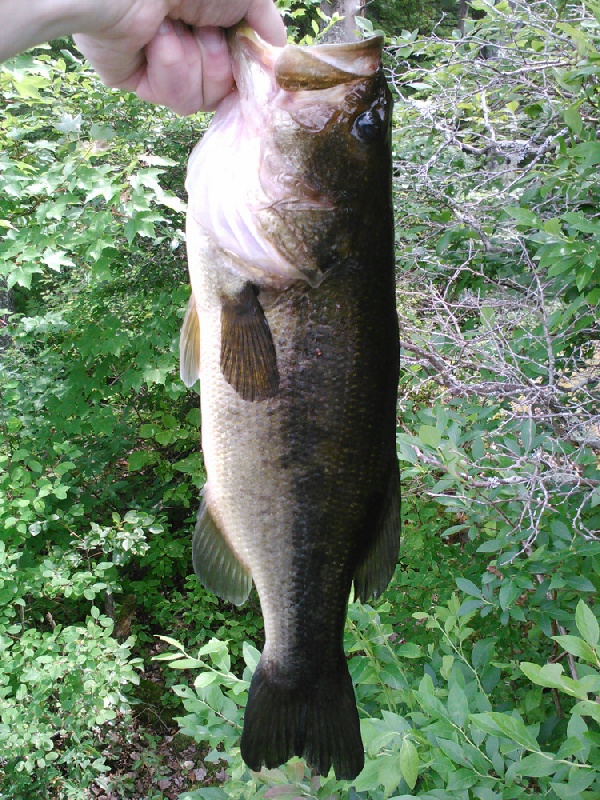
[161,595,600,799]
[0,603,142,799]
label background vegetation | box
[1,0,599,798]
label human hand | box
[73,0,287,115]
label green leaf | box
[194,672,218,688]
[520,662,587,700]
[157,636,187,652]
[563,104,584,136]
[90,123,116,141]
[499,580,521,610]
[480,306,496,326]
[505,206,539,227]
[173,454,204,475]
[456,578,482,598]
[564,576,596,592]
[127,451,155,471]
[471,434,485,460]
[448,683,469,727]
[243,641,261,673]
[379,752,404,796]
[561,211,600,234]
[486,713,541,752]
[571,699,600,725]
[415,674,450,720]
[437,738,471,767]
[178,789,227,800]
[123,211,157,244]
[552,635,597,665]
[520,419,535,453]
[575,600,599,646]
[418,424,442,447]
[551,767,598,798]
[354,752,402,796]
[476,539,503,553]
[396,642,422,659]
[399,739,419,790]
[510,751,558,778]
[457,598,484,617]
[153,652,188,662]
[170,658,204,670]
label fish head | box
[186,26,393,289]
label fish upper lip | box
[229,24,384,91]
[228,23,280,75]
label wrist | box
[32,0,111,37]
[0,0,112,61]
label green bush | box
[1,2,599,797]
[0,547,141,798]
[159,594,600,799]
[0,44,247,795]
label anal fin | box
[193,495,252,606]
[180,294,201,388]
[220,283,279,402]
[353,459,401,602]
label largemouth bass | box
[180,25,400,780]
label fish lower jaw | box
[202,236,325,292]
[225,249,305,289]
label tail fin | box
[240,658,364,780]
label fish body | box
[181,27,400,780]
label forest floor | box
[87,651,229,800]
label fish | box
[180,24,400,781]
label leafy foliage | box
[367,0,460,37]
[0,43,237,798]
[160,594,600,799]
[1,1,599,798]
[391,0,600,645]
[0,594,141,800]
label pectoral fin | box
[193,495,253,606]
[180,294,201,388]
[353,459,401,602]
[220,283,279,401]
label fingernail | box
[198,26,226,55]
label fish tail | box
[240,658,364,780]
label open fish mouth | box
[186,26,389,289]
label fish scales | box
[181,25,400,780]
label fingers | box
[194,27,236,109]
[172,0,287,46]
[73,32,146,89]
[75,0,287,115]
[135,21,234,115]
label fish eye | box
[353,110,382,143]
